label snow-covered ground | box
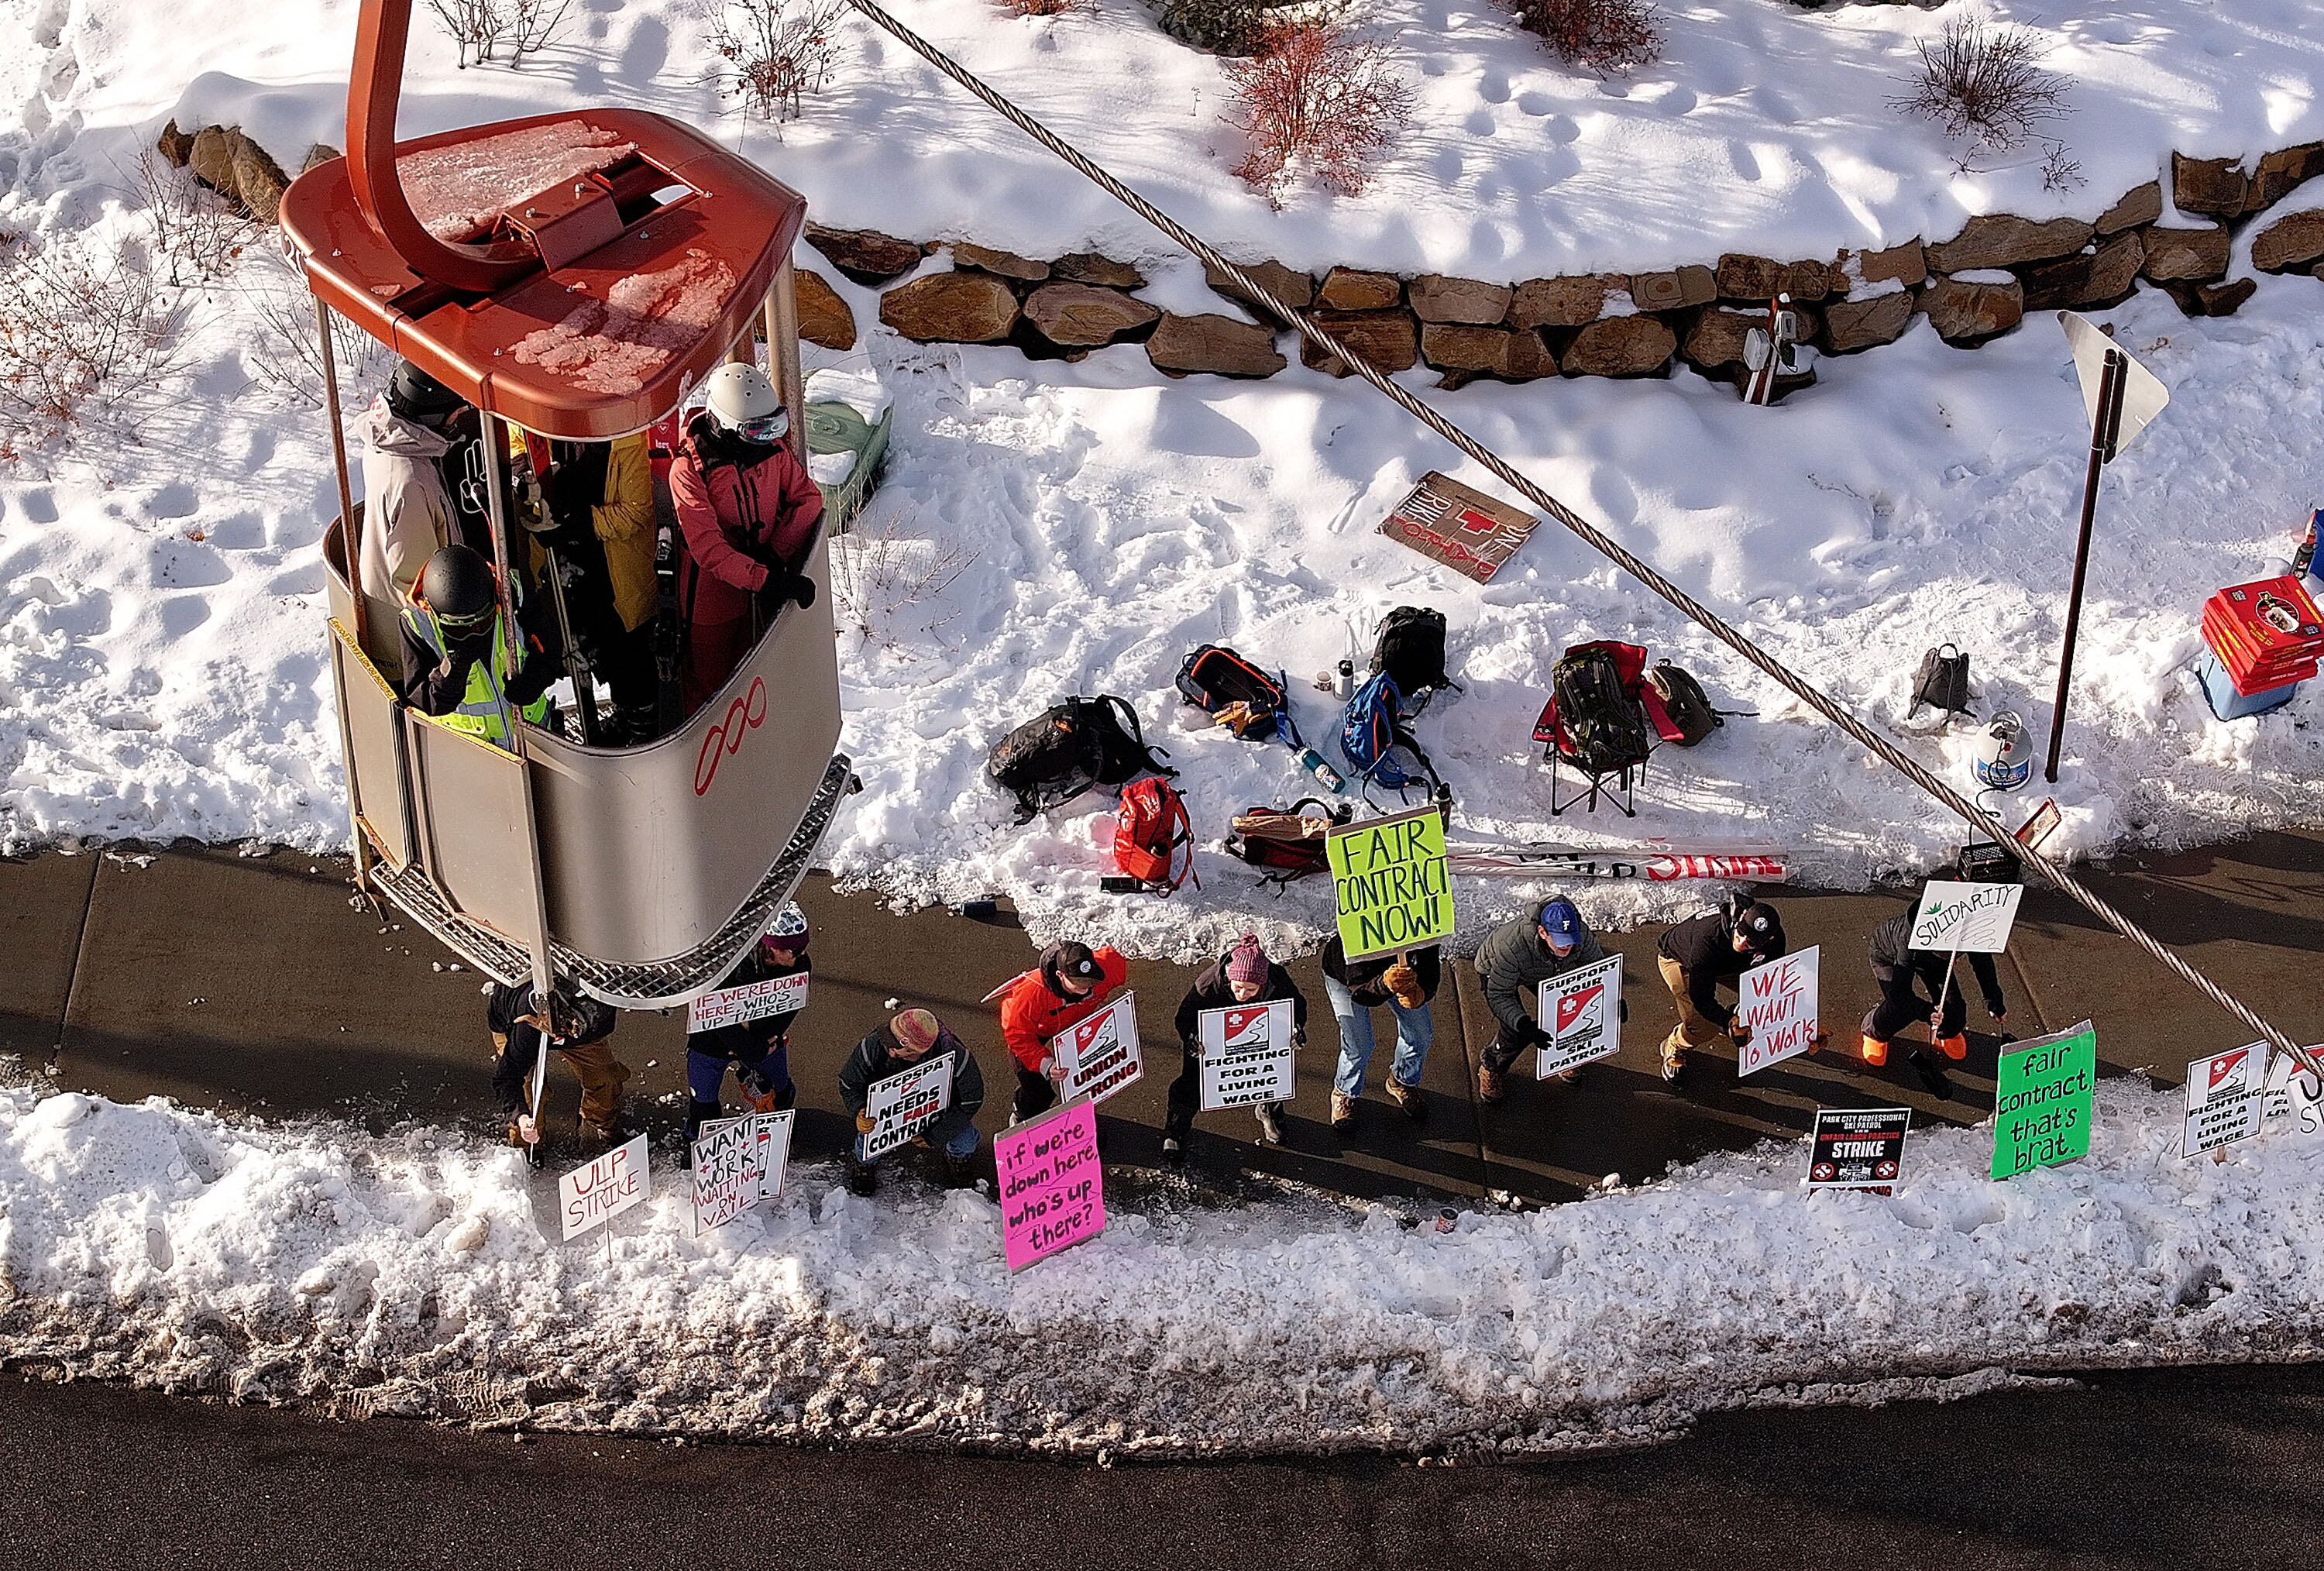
[2,1080,2318,1453]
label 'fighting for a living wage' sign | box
[1992,1022,2096,1178]
[995,1098,1105,1272]
[2182,1043,2266,1158]
[1198,999,1298,1109]
[1735,946,1820,1077]
[1328,806,1454,963]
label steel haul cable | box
[839,0,2315,1074]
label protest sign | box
[1910,881,2026,954]
[1991,1022,2096,1178]
[559,1133,649,1241]
[1806,1107,1911,1191]
[862,1053,953,1160]
[687,971,808,1034]
[1198,998,1298,1110]
[1053,992,1143,1105]
[1328,805,1455,963]
[2264,1050,2324,1133]
[2182,1043,2266,1157]
[1735,946,1820,1077]
[1536,954,1623,1079]
[689,1110,796,1236]
[1377,470,1542,585]
[995,1098,1106,1272]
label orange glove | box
[1383,962,1425,1009]
[854,1110,875,1134]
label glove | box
[1382,962,1425,1010]
[1215,701,1276,740]
[1728,1020,1752,1047]
[779,571,816,610]
[854,1110,876,1134]
[1294,1030,1308,1050]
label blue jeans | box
[855,1108,981,1164]
[686,1040,792,1105]
[1326,975,1433,1097]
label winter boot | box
[1859,1034,1889,1068]
[1162,1136,1185,1167]
[1909,1047,1955,1100]
[683,1099,723,1146]
[844,1153,879,1197]
[1385,1078,1426,1121]
[1329,1091,1357,1131]
[1659,1040,1690,1085]
[1253,1102,1284,1145]
[942,1150,976,1190]
[1936,1033,1969,1061]
[1477,1065,1505,1105]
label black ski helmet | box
[387,359,464,427]
[417,545,497,637]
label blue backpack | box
[1339,672,1448,802]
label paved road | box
[4,1361,2320,1569]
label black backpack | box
[1909,644,1972,720]
[1372,607,1460,712]
[1549,648,1652,775]
[987,695,1175,823]
[1176,644,1288,719]
[1646,660,1720,747]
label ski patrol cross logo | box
[693,677,768,796]
[2209,1047,2250,1093]
[1555,983,1604,1036]
[1222,1006,1270,1045]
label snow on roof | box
[511,247,737,396]
[400,121,636,243]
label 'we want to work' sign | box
[1736,946,1820,1077]
[1328,805,1455,963]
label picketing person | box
[513,427,661,744]
[1653,893,1788,1085]
[1168,932,1309,1157]
[1473,896,1615,1103]
[839,1008,984,1196]
[356,359,476,643]
[669,362,823,711]
[486,981,629,1150]
[996,940,1131,1124]
[1859,899,2007,1095]
[395,544,560,751]
[683,904,810,1144]
[1319,932,1439,1129]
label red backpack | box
[1113,777,1199,895]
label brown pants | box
[497,1033,630,1131]
[1657,956,1729,1058]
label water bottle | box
[1336,658,1355,698]
[2296,507,2321,581]
[1295,745,1346,792]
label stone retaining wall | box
[159,119,2324,390]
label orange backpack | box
[1113,777,1199,895]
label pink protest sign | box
[993,1098,1106,1273]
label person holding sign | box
[839,1008,985,1196]
[1473,897,1613,1105]
[1652,894,1786,1085]
[1167,933,1310,1157]
[683,904,811,1143]
[1320,932,1440,1129]
[1861,902,2006,1081]
[999,941,1130,1124]
[486,982,628,1150]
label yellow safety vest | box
[401,604,548,750]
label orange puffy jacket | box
[998,947,1129,1072]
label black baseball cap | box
[1733,901,1784,957]
[1050,941,1100,980]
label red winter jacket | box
[669,422,824,629]
[998,947,1129,1072]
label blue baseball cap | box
[1538,897,1583,946]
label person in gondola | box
[395,544,560,752]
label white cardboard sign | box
[559,1133,650,1241]
[1735,945,1820,1078]
[2183,1043,2266,1157]
[690,1111,794,1236]
[1536,955,1623,1079]
[1053,992,1144,1105]
[1198,999,1298,1109]
[687,971,808,1033]
[2264,1051,2324,1132]
[863,1053,954,1159]
[1909,881,2026,956]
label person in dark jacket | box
[1473,896,1614,1104]
[514,429,661,743]
[683,904,810,1144]
[396,545,561,750]
[997,941,1131,1124]
[1654,895,1786,1085]
[838,1008,984,1197]
[669,363,823,713]
[1862,904,2006,1074]
[486,981,628,1151]
[1167,933,1309,1157]
[1321,933,1439,1129]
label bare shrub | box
[828,504,977,645]
[703,0,849,122]
[428,0,574,67]
[1895,15,2067,153]
[504,0,578,58]
[242,251,391,413]
[999,0,1085,15]
[2040,138,2084,193]
[1223,16,1414,204]
[1508,0,1660,74]
[0,233,187,453]
[125,151,257,287]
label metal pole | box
[768,260,806,444]
[2044,348,2127,785]
[315,294,376,899]
[479,414,524,678]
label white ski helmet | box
[701,363,789,444]
[1973,710,2034,792]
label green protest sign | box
[1327,805,1454,963]
[1991,1021,2097,1179]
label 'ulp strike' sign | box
[995,1098,1105,1272]
[1327,805,1455,964]
[1992,1022,2097,1178]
